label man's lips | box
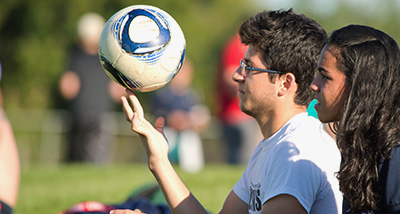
[237,87,245,95]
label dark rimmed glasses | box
[239,59,283,77]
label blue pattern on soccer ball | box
[120,9,171,55]
[136,48,166,65]
[99,56,144,91]
[111,15,124,40]
[178,47,186,70]
[118,70,144,91]
[126,79,144,91]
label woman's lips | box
[314,98,320,110]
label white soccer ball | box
[98,5,186,92]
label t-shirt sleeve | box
[233,165,251,204]
[262,141,324,213]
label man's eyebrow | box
[243,58,253,66]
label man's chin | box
[240,107,253,117]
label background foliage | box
[1,0,400,112]
[0,0,252,111]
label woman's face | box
[310,46,350,123]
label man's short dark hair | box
[239,9,327,106]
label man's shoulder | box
[286,114,327,138]
[278,115,337,152]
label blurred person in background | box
[216,34,262,164]
[59,12,124,163]
[151,59,210,173]
[0,61,20,214]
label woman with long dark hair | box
[310,25,400,213]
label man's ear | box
[278,73,296,96]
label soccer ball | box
[98,5,186,92]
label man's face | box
[232,45,279,118]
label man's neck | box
[257,105,306,140]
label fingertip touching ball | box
[98,5,186,92]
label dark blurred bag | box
[59,184,170,214]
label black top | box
[343,145,400,214]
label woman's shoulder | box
[378,144,400,212]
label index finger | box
[126,89,145,119]
[121,96,134,122]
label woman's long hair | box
[328,25,400,213]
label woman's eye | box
[318,71,331,81]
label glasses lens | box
[240,60,246,77]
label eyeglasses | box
[239,59,283,77]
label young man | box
[114,9,342,214]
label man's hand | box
[110,209,146,214]
[121,89,170,168]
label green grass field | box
[16,163,245,214]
